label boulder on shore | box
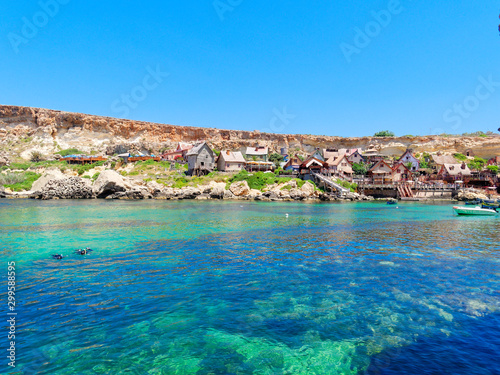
[31,169,66,193]
[300,181,315,197]
[93,170,127,198]
[31,177,93,200]
[456,189,488,201]
[210,183,226,199]
[229,181,250,197]
[0,186,7,198]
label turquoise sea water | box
[1,200,499,374]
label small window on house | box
[201,162,205,166]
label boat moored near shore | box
[453,206,497,216]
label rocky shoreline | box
[3,169,375,202]
[2,169,491,203]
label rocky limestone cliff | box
[1,105,499,159]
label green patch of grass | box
[228,170,309,191]
[336,179,358,192]
[82,175,91,179]
[172,177,189,189]
[1,172,40,191]
[92,172,100,181]
[143,178,153,183]
[57,148,84,157]
[75,161,106,175]
[454,153,467,161]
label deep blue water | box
[0,200,499,374]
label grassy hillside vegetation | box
[228,170,309,191]
[0,172,41,191]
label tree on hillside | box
[374,130,395,137]
[468,157,487,171]
[269,153,284,167]
[352,162,368,175]
[487,165,499,174]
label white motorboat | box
[453,206,497,216]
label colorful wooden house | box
[216,151,246,172]
[437,163,472,181]
[283,156,302,172]
[186,142,215,176]
[487,156,500,166]
[347,150,365,164]
[245,146,269,162]
[162,142,193,161]
[397,149,419,172]
[368,160,393,184]
[391,162,413,182]
[330,155,353,177]
[299,157,328,180]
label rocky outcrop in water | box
[93,170,127,198]
[31,177,93,200]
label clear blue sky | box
[1,1,499,137]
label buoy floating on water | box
[286,213,289,218]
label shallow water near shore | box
[1,200,499,374]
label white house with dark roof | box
[216,151,246,172]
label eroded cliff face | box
[1,105,499,159]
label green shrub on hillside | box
[172,177,189,189]
[57,148,84,157]
[336,179,358,192]
[468,157,487,171]
[374,130,395,137]
[486,165,499,174]
[453,153,467,161]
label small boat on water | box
[387,199,397,205]
[453,206,497,216]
